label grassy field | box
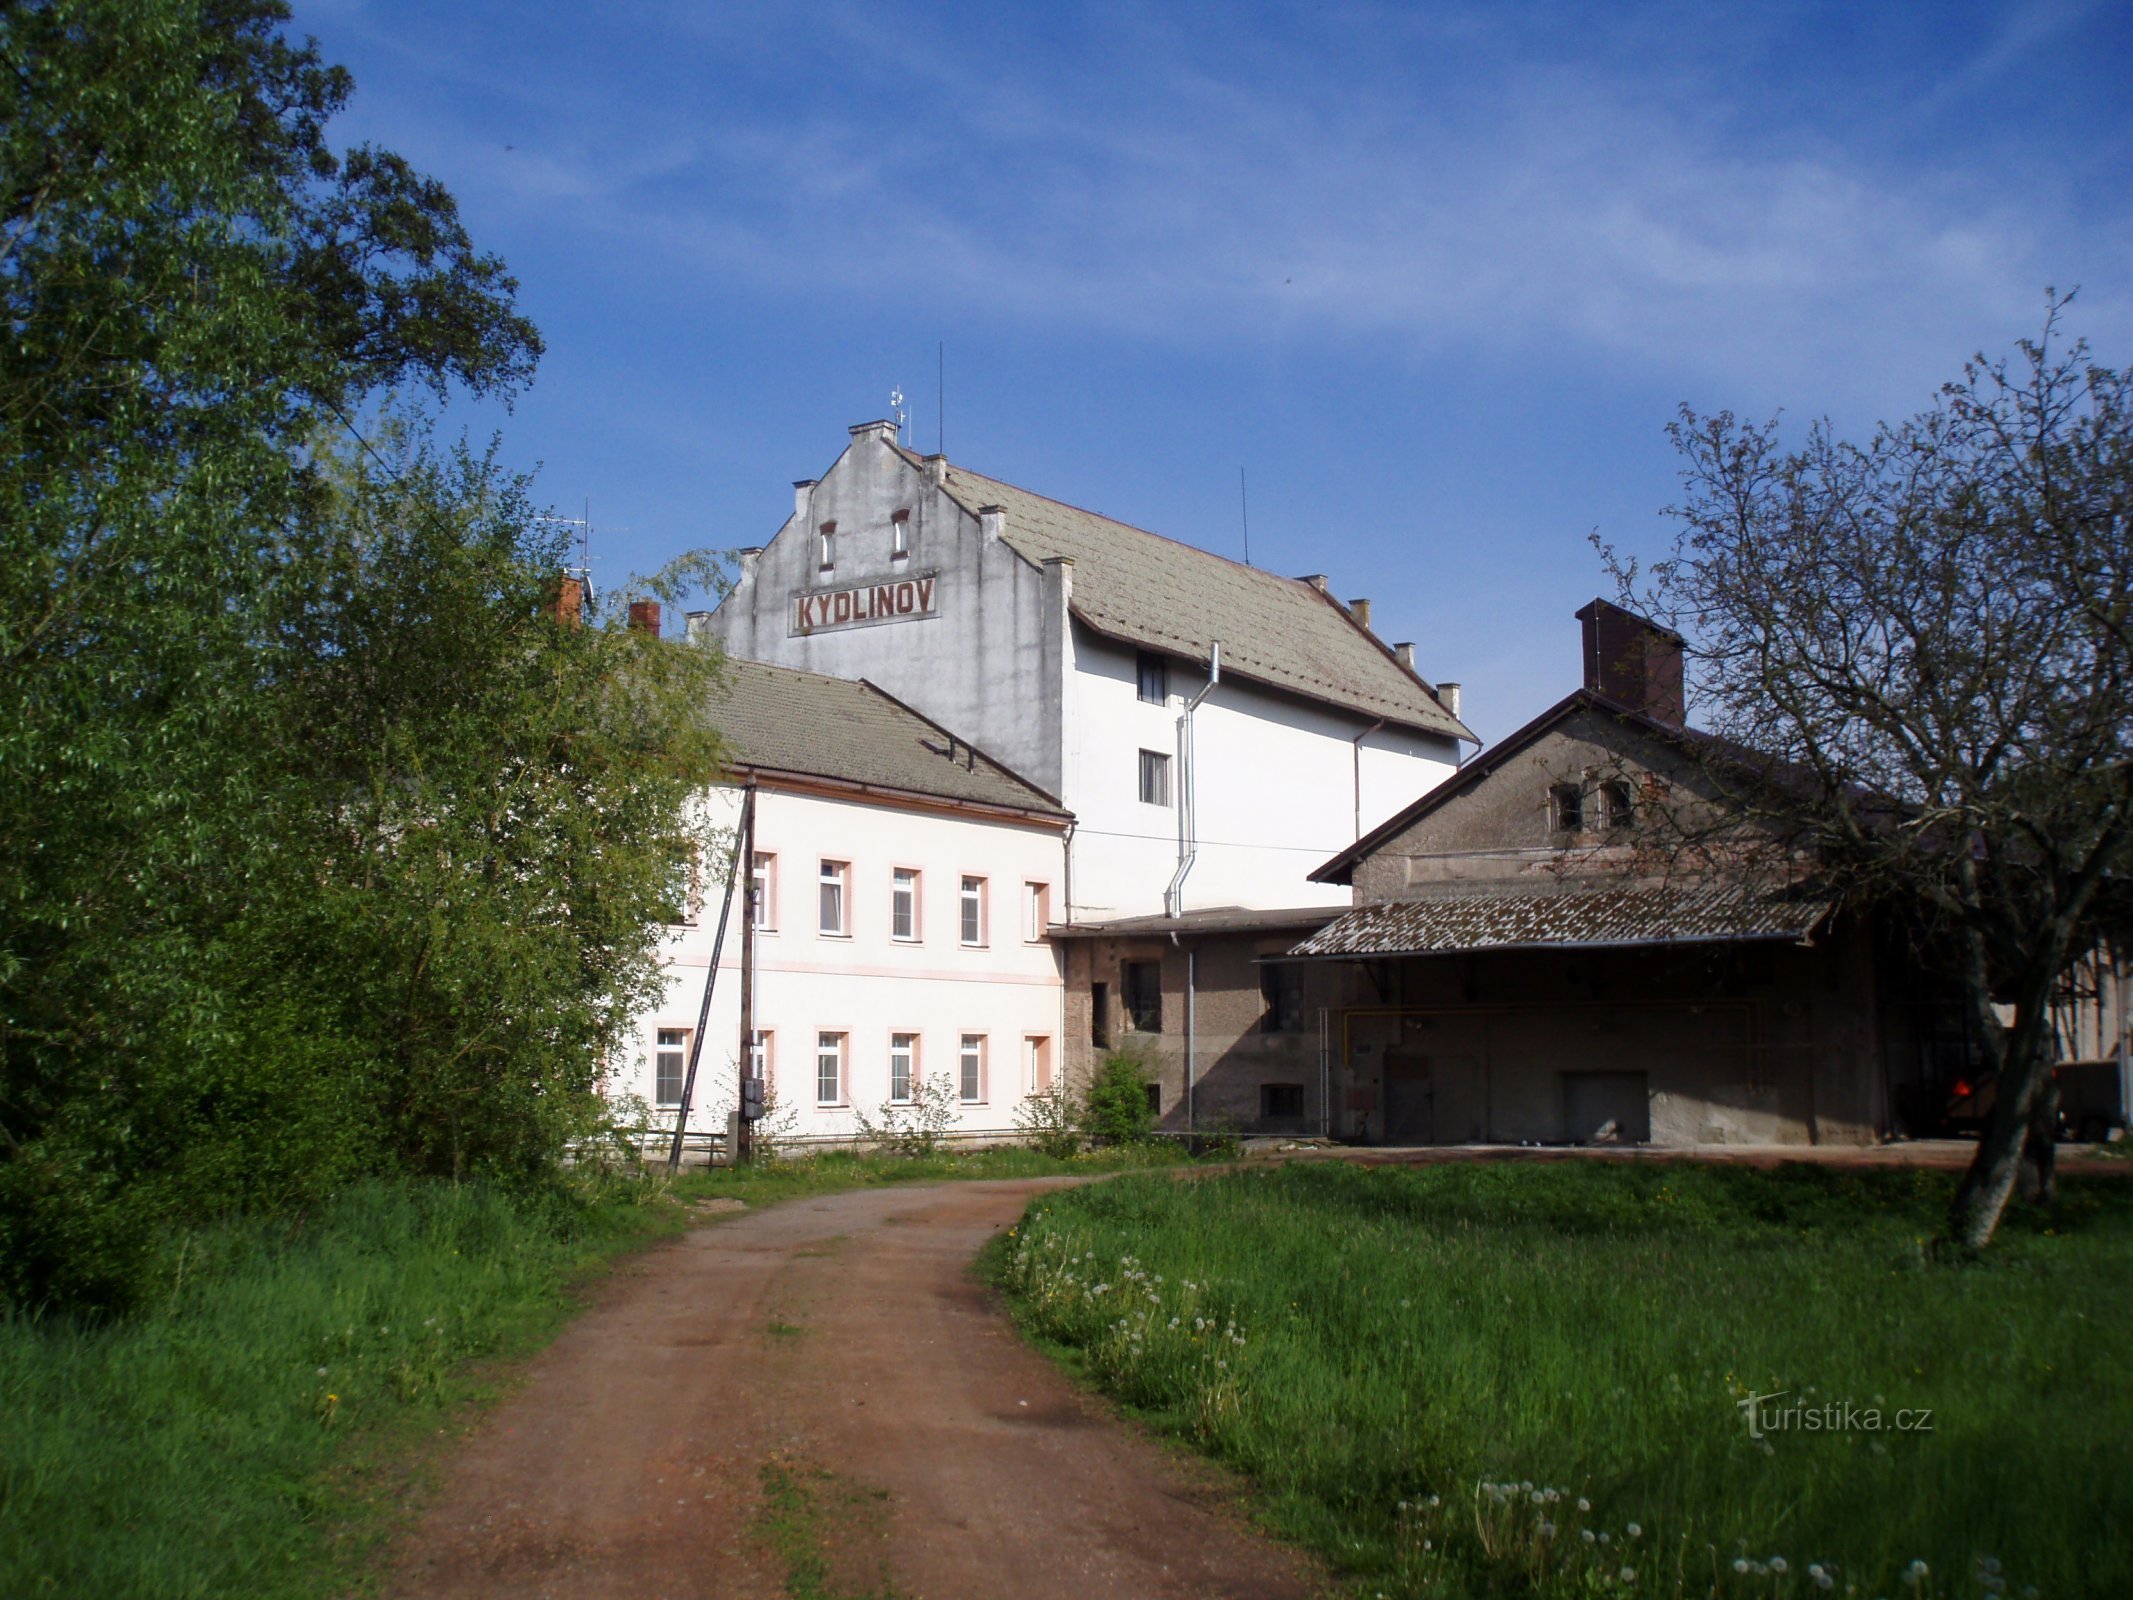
[990,1159,2133,1600]
[0,1142,1210,1599]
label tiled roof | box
[1288,882,1831,959]
[899,449,1473,742]
[1051,905,1340,939]
[711,657,1066,817]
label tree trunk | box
[1946,1025,2051,1251]
[2017,1073,2060,1207]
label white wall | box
[614,784,1067,1142]
[1061,631,1459,918]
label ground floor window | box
[1260,1083,1305,1119]
[816,1031,845,1105]
[959,1034,986,1102]
[656,1028,688,1106]
[1122,960,1162,1033]
[1025,1035,1052,1093]
[890,1032,917,1102]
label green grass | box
[989,1160,2133,1599]
[0,1175,691,1599]
[670,1138,1219,1208]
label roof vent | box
[1392,641,1416,670]
[1437,681,1462,719]
[1300,573,1329,592]
[1348,598,1372,630]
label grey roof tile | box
[900,450,1473,741]
[1289,882,1831,958]
[711,657,1065,816]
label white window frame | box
[1025,1034,1051,1094]
[818,521,836,573]
[1024,881,1050,942]
[819,859,849,937]
[892,867,921,942]
[656,1027,689,1107]
[959,875,987,947]
[1138,749,1171,807]
[890,510,910,561]
[890,1032,918,1103]
[751,851,776,932]
[816,1030,845,1106]
[959,1033,986,1103]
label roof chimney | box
[922,452,948,485]
[1392,641,1415,671]
[1300,573,1329,592]
[1348,598,1371,630]
[848,419,899,448]
[684,609,713,644]
[1437,681,1462,719]
[793,480,815,519]
[1575,598,1685,728]
[627,600,661,635]
[978,504,1005,542]
[549,572,585,629]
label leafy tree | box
[0,2,724,1310]
[1607,299,2132,1251]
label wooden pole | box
[737,786,758,1164]
[668,787,752,1171]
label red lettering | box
[873,585,894,618]
[916,577,936,612]
[895,582,914,614]
[832,591,853,623]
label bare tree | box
[1604,297,2133,1250]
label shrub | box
[1013,1087,1085,1159]
[852,1072,958,1158]
[1082,1048,1158,1144]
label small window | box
[890,1032,917,1102]
[1024,882,1050,942]
[819,860,849,936]
[1090,981,1110,1048]
[1138,749,1171,807]
[1600,779,1636,831]
[816,1031,845,1105]
[1144,1082,1162,1116]
[818,521,836,573]
[1551,783,1585,834]
[750,852,776,931]
[1122,960,1162,1033]
[1137,651,1168,704]
[960,875,987,946]
[1026,1035,1052,1094]
[1259,963,1305,1034]
[890,509,910,560]
[656,1028,688,1107]
[892,868,920,941]
[746,1029,771,1080]
[959,1034,986,1103]
[1261,1083,1305,1119]
[659,844,699,927]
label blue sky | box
[310,0,2132,743]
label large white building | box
[618,658,1070,1144]
[695,420,1475,921]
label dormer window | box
[1137,651,1168,704]
[818,521,836,573]
[1550,783,1585,835]
[890,509,910,560]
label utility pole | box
[736,786,758,1164]
[668,786,752,1171]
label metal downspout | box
[1164,642,1221,918]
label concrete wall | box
[617,782,1067,1142]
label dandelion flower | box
[1578,1497,1592,1513]
[1582,1529,1597,1544]
[1620,1568,1636,1584]
[1770,1557,1789,1575]
[1735,1558,1752,1575]
[1626,1523,1642,1538]
[316,1366,329,1377]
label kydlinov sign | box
[790,575,939,637]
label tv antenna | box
[890,385,909,443]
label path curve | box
[387,1178,1325,1600]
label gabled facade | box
[617,659,1069,1146]
[694,420,1474,921]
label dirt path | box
[385,1178,1325,1600]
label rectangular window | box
[750,851,776,931]
[819,860,848,935]
[1259,962,1305,1034]
[660,844,698,927]
[1090,981,1110,1047]
[1261,1083,1305,1119]
[818,521,836,573]
[1025,1036,1052,1094]
[890,509,910,560]
[1136,650,1168,704]
[892,867,920,941]
[1138,749,1171,807]
[960,875,987,946]
[1600,779,1635,831]
[816,1031,844,1105]
[1145,1082,1162,1117]
[747,1029,771,1079]
[890,1032,917,1102]
[1122,960,1162,1034]
[656,1028,688,1107]
[1551,783,1585,834]
[959,1034,986,1102]
[1024,881,1050,942]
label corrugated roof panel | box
[1290,883,1831,958]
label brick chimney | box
[549,573,585,629]
[627,600,662,635]
[1575,598,1684,727]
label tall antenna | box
[937,341,945,456]
[890,386,908,444]
[1239,468,1252,567]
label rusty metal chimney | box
[1575,598,1684,727]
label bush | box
[853,1072,958,1158]
[1082,1048,1158,1144]
[1013,1086,1084,1159]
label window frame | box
[818,859,850,937]
[815,1030,846,1106]
[750,851,777,932]
[1136,650,1168,705]
[891,866,921,942]
[890,508,911,561]
[1550,783,1585,835]
[1260,1082,1306,1120]
[1599,778,1636,832]
[1259,961,1305,1034]
[1025,1035,1052,1094]
[655,1027,689,1108]
[1023,881,1050,942]
[959,874,987,947]
[889,1031,918,1103]
[1121,959,1163,1034]
[817,520,837,574]
[1138,748,1172,807]
[958,1033,987,1104]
